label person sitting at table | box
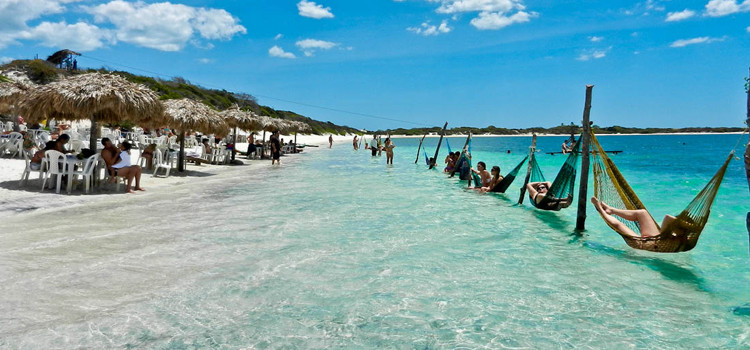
[30,141,57,170]
[54,134,73,154]
[140,143,156,170]
[110,141,144,193]
[101,137,119,177]
[246,132,257,159]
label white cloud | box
[624,0,666,16]
[705,0,750,17]
[669,36,725,47]
[295,39,339,56]
[665,9,696,21]
[589,36,603,42]
[0,0,85,49]
[297,0,334,19]
[269,45,296,59]
[27,21,112,51]
[0,57,13,64]
[274,33,283,40]
[428,0,536,30]
[747,26,750,32]
[84,0,245,51]
[577,47,611,61]
[407,20,452,36]
[198,58,214,64]
[470,10,535,30]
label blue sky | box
[0,0,749,130]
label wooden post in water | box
[518,134,537,204]
[744,68,750,253]
[576,85,594,231]
[415,134,427,164]
[429,122,448,169]
[450,133,472,178]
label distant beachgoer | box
[246,133,257,159]
[329,135,333,148]
[369,135,378,156]
[591,197,679,238]
[353,135,358,150]
[110,141,144,193]
[470,161,492,187]
[377,137,383,156]
[271,130,281,165]
[384,139,395,165]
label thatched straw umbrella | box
[158,98,228,171]
[0,82,29,115]
[221,105,264,161]
[288,120,312,145]
[16,73,163,150]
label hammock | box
[590,131,732,253]
[424,149,430,166]
[446,139,452,154]
[527,137,581,211]
[490,156,528,193]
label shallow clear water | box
[2,134,750,349]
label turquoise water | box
[1,134,750,348]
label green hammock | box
[490,156,528,193]
[590,131,732,253]
[527,137,581,211]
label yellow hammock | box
[590,130,733,253]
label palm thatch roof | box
[16,72,163,124]
[290,120,312,133]
[221,105,264,131]
[159,98,229,136]
[0,82,28,114]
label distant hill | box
[0,59,361,135]
[2,58,744,136]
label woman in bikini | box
[590,197,678,238]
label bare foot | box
[135,187,146,191]
[126,189,135,194]
[599,200,613,214]
[591,197,604,213]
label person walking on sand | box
[384,138,395,165]
[329,135,333,148]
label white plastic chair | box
[68,139,84,154]
[3,133,24,158]
[71,154,98,194]
[41,150,67,193]
[152,149,174,178]
[20,150,46,187]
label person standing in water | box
[369,135,378,156]
[329,135,333,148]
[384,138,395,165]
[353,135,358,150]
[270,130,281,165]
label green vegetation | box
[0,74,11,83]
[3,59,61,84]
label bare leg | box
[591,197,639,238]
[592,197,661,237]
[133,166,145,191]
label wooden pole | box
[518,134,537,204]
[89,117,99,151]
[576,85,594,231]
[415,134,427,164]
[449,133,472,178]
[231,126,237,162]
[178,130,186,172]
[745,68,750,254]
[429,122,448,169]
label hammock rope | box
[490,156,528,193]
[527,136,581,210]
[590,130,733,252]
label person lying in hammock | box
[527,181,573,209]
[475,166,503,193]
[590,197,678,238]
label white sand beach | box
[0,133,351,219]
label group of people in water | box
[353,135,395,164]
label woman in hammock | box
[590,197,678,238]
[527,181,573,208]
[476,166,503,193]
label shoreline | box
[387,131,747,138]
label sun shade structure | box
[159,98,228,171]
[16,72,163,150]
[221,105,262,161]
[0,82,30,114]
